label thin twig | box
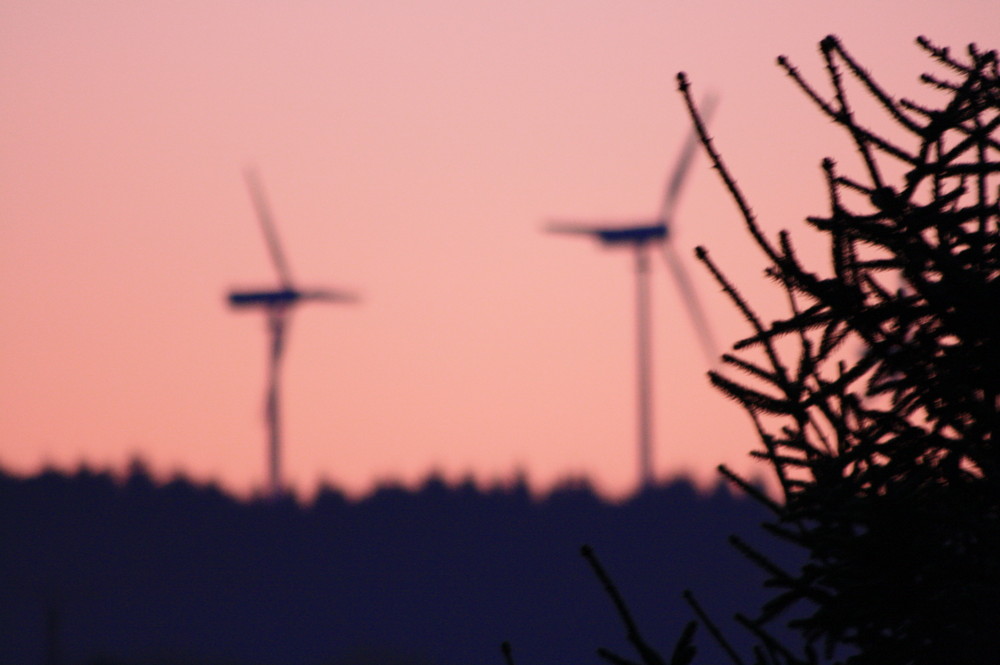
[682,590,746,665]
[582,545,666,665]
[500,641,515,665]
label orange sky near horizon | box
[2,1,997,501]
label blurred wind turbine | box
[546,97,719,491]
[227,168,358,499]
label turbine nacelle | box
[228,287,359,308]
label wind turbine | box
[547,98,719,491]
[227,168,358,499]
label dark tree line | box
[577,36,999,665]
[1,466,793,665]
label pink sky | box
[2,1,997,500]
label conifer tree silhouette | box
[670,35,1000,665]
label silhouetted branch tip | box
[669,622,698,665]
[501,641,515,665]
[585,545,670,665]
[682,591,745,665]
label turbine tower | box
[547,99,718,491]
[227,169,357,499]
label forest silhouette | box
[1,466,797,665]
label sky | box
[2,1,997,501]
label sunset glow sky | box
[2,1,997,500]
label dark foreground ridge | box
[2,466,799,665]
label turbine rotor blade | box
[303,288,360,304]
[244,168,295,288]
[659,93,719,225]
[545,222,599,235]
[661,241,719,366]
[545,221,624,235]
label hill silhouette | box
[1,465,799,665]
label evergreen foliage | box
[667,35,1000,664]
